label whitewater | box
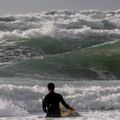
[0,78,120,120]
[0,9,120,119]
[1,9,120,46]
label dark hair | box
[47,83,55,91]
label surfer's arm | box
[60,95,74,110]
[42,97,47,113]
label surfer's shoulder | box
[54,92,62,98]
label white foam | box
[0,98,28,117]
[0,80,120,118]
[55,84,120,111]
[0,10,120,45]
[1,82,120,111]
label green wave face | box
[1,39,120,80]
[1,10,120,80]
[18,37,70,55]
[18,36,113,55]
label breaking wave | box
[0,9,120,46]
[0,80,120,117]
[0,10,120,80]
[0,98,28,117]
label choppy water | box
[0,77,120,119]
[1,9,120,43]
[0,10,120,79]
[0,9,120,119]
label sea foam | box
[0,81,120,116]
[0,10,120,45]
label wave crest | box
[0,10,120,45]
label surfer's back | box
[44,92,62,110]
[42,92,62,117]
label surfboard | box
[38,110,80,119]
[38,107,80,119]
[61,108,80,117]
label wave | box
[0,10,120,79]
[1,39,120,80]
[65,84,120,111]
[0,98,28,117]
[0,81,120,117]
[0,10,120,46]
[0,36,111,64]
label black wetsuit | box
[42,92,72,117]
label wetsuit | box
[42,92,72,117]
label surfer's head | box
[47,83,55,92]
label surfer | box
[42,83,74,117]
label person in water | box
[42,83,74,117]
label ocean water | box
[0,9,120,119]
[0,9,120,79]
[0,78,120,120]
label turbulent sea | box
[0,9,120,119]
